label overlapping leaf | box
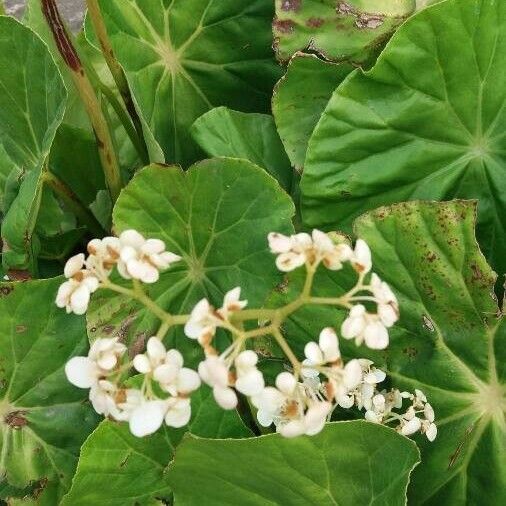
[191,107,294,190]
[93,0,282,166]
[88,158,294,365]
[272,53,354,170]
[273,0,415,64]
[61,386,251,506]
[167,421,420,505]
[0,278,99,503]
[301,0,506,275]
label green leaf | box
[301,0,506,275]
[259,200,505,503]
[167,421,419,505]
[61,385,252,506]
[352,200,505,505]
[94,0,282,166]
[0,278,99,502]
[0,144,16,209]
[88,158,294,364]
[272,53,354,170]
[273,0,415,64]
[0,17,66,173]
[191,107,293,190]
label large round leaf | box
[167,421,420,505]
[274,200,505,504]
[301,0,506,275]
[0,278,99,503]
[88,158,294,364]
[94,0,282,166]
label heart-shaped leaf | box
[273,0,415,64]
[60,385,252,506]
[272,53,354,170]
[88,158,294,365]
[167,421,420,505]
[301,0,506,275]
[0,278,99,503]
[191,107,294,191]
[93,0,282,166]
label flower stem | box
[43,171,105,237]
[85,0,149,164]
[273,328,301,377]
[41,0,123,204]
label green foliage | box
[301,0,506,274]
[0,278,99,503]
[168,421,420,505]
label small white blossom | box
[184,288,247,346]
[133,337,200,396]
[234,350,264,396]
[302,327,341,377]
[198,355,238,409]
[370,273,399,327]
[86,236,121,277]
[129,399,168,437]
[117,230,181,283]
[65,337,127,388]
[55,254,99,315]
[351,239,372,274]
[341,304,390,350]
[268,230,353,272]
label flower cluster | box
[56,230,181,314]
[58,228,435,443]
[66,336,200,437]
[269,232,399,349]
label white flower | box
[133,337,200,396]
[86,236,121,276]
[268,230,353,272]
[252,372,331,438]
[216,287,248,320]
[184,288,247,346]
[234,350,265,396]
[401,416,422,436]
[302,327,341,376]
[65,337,127,389]
[55,253,99,315]
[117,230,181,283]
[198,355,237,409]
[341,304,390,349]
[351,239,372,274]
[370,274,399,326]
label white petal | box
[378,304,398,327]
[353,239,372,273]
[140,264,160,284]
[97,352,118,371]
[401,417,422,436]
[319,327,340,362]
[276,252,306,272]
[133,354,152,374]
[426,423,437,442]
[64,254,85,278]
[251,387,285,412]
[176,368,201,394]
[69,285,91,315]
[275,372,297,395]
[279,420,306,438]
[364,321,389,350]
[120,229,145,248]
[235,370,264,396]
[65,357,98,388]
[305,402,331,432]
[55,281,73,307]
[147,337,166,361]
[166,349,184,368]
[141,238,165,255]
[235,350,258,370]
[129,401,166,437]
[213,386,238,409]
[343,359,363,390]
[337,395,354,409]
[256,409,274,427]
[165,398,191,428]
[424,403,435,423]
[268,232,292,253]
[304,341,324,364]
[341,305,366,339]
[153,363,179,385]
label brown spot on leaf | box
[336,2,356,15]
[0,285,14,297]
[355,14,384,29]
[4,410,28,429]
[7,269,32,281]
[280,0,301,11]
[306,17,324,28]
[15,325,27,334]
[425,252,438,263]
[273,18,295,34]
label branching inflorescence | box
[57,230,437,441]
